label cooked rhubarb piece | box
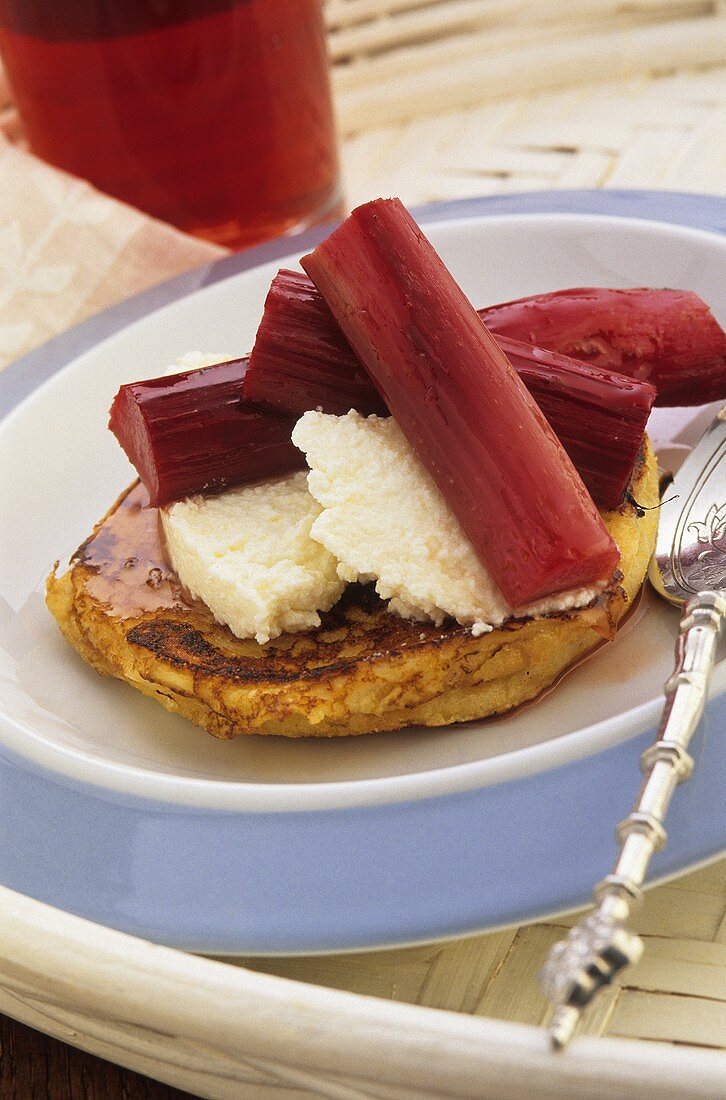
[497,338,654,511]
[109,358,303,506]
[481,287,726,406]
[246,268,386,418]
[301,198,620,608]
[245,269,654,509]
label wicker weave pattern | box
[326,1,726,131]
[340,70,726,206]
[327,0,726,206]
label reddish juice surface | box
[0,0,341,247]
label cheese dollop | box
[292,410,605,633]
[161,471,344,644]
[168,351,233,374]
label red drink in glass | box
[0,0,341,248]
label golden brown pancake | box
[46,439,659,738]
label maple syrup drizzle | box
[76,482,196,619]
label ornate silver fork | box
[539,406,726,1049]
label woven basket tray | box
[0,1,724,1094]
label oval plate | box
[0,190,725,954]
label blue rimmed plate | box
[1,190,725,954]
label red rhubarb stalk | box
[245,268,654,510]
[495,339,654,511]
[246,268,387,418]
[301,198,620,608]
[481,287,726,407]
[109,358,303,506]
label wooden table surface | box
[0,1015,195,1100]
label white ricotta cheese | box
[161,471,345,644]
[292,411,605,634]
[166,351,233,376]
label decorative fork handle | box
[540,589,726,1050]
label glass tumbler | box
[0,0,342,248]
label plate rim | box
[0,188,725,954]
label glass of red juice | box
[0,0,342,248]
